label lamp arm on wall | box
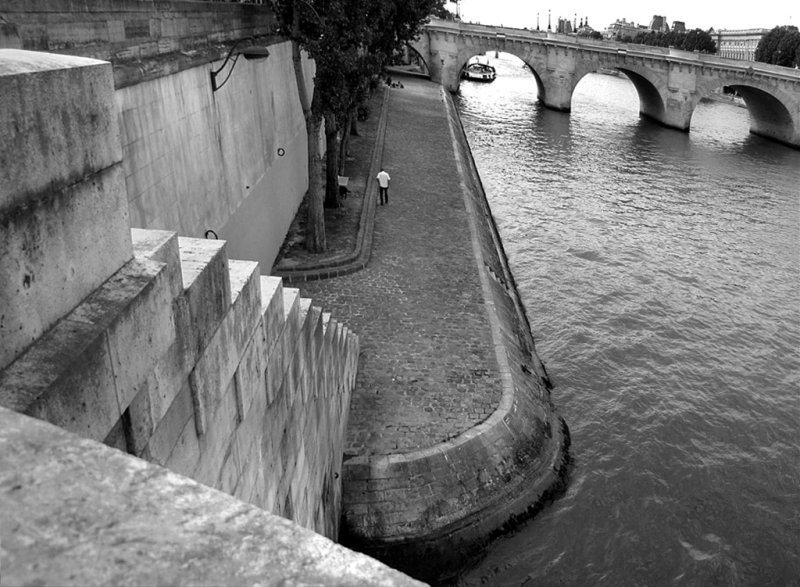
[210,37,270,92]
[211,51,243,92]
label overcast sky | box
[447,1,795,32]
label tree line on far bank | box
[618,29,717,53]
[272,0,447,253]
[754,26,800,68]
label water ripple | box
[454,53,800,586]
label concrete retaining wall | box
[1,46,362,576]
[2,1,312,273]
[117,39,312,272]
[339,88,570,582]
[1,226,359,537]
[0,50,132,372]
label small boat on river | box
[462,59,496,82]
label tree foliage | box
[755,26,800,67]
[272,0,444,251]
[627,29,716,53]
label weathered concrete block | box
[234,433,263,504]
[178,236,230,356]
[260,275,285,354]
[228,259,262,353]
[218,447,241,496]
[103,417,129,452]
[188,285,260,436]
[0,50,132,370]
[282,287,301,337]
[194,379,240,489]
[131,228,182,298]
[163,408,201,478]
[0,318,119,442]
[69,257,174,416]
[0,50,121,211]
[264,331,287,406]
[234,378,267,465]
[233,327,267,424]
[124,310,197,455]
[140,380,193,465]
[264,287,301,407]
[0,165,132,371]
[302,304,323,385]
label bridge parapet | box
[412,19,800,148]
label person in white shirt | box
[376,168,391,205]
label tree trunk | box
[339,110,353,175]
[324,113,341,209]
[305,109,326,252]
[290,4,326,252]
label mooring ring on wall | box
[277,147,285,157]
[205,229,218,239]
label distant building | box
[672,21,686,34]
[556,17,573,34]
[715,28,769,61]
[649,15,670,33]
[604,18,647,40]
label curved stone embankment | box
[340,86,570,583]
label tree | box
[755,26,800,67]
[272,0,444,252]
[632,28,716,53]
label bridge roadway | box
[412,19,800,148]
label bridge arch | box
[565,60,672,125]
[452,48,545,99]
[402,41,431,76]
[731,85,794,144]
[696,78,798,146]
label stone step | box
[131,228,182,298]
[177,236,230,356]
[0,255,173,444]
[260,276,285,356]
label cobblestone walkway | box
[291,76,503,456]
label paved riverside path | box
[295,76,505,456]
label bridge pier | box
[427,49,461,93]
[539,73,574,112]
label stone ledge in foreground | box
[0,406,424,587]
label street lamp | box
[210,37,270,92]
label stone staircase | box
[1,226,359,537]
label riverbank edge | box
[339,80,570,583]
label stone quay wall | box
[339,86,570,582]
[0,48,389,584]
[0,0,277,88]
[1,0,311,274]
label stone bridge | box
[411,19,800,148]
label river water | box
[454,54,800,586]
